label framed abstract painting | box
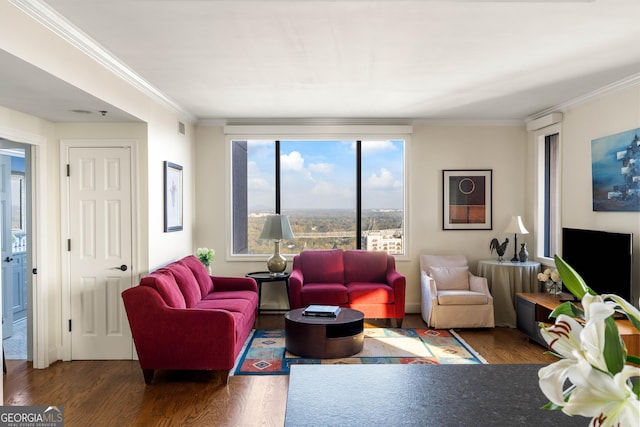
[591,128,640,212]
[443,169,492,230]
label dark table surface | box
[285,364,586,426]
[285,307,364,325]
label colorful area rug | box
[232,328,487,376]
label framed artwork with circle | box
[442,169,492,230]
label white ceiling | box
[2,0,640,123]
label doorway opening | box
[1,141,31,361]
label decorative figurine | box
[489,238,509,262]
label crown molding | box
[10,0,196,123]
[527,72,640,122]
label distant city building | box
[363,229,403,254]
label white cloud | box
[309,162,334,174]
[359,140,398,154]
[247,160,259,174]
[365,168,401,190]
[311,180,337,196]
[248,177,271,190]
[281,151,305,171]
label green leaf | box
[627,354,640,367]
[541,401,562,411]
[602,316,626,375]
[549,301,584,320]
[554,255,594,299]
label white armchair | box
[420,254,495,329]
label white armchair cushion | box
[437,290,489,305]
[429,266,469,291]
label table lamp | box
[504,215,529,262]
[259,214,294,275]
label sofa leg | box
[220,370,230,385]
[396,318,403,328]
[142,369,154,384]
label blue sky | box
[247,139,404,210]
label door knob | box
[4,257,13,263]
[113,264,128,271]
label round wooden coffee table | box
[284,308,364,359]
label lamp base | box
[267,241,287,274]
[510,234,519,262]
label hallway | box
[3,317,26,359]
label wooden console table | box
[516,292,640,355]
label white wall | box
[0,2,196,366]
[0,1,196,272]
[194,123,528,312]
[555,85,640,304]
[407,124,528,310]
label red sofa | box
[289,249,406,326]
[121,255,258,384]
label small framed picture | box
[443,169,492,230]
[164,161,183,232]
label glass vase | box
[545,281,562,296]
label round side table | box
[246,271,291,313]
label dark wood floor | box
[3,314,556,427]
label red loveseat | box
[121,255,258,384]
[289,249,406,326]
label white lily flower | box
[540,315,584,360]
[580,295,613,372]
[538,358,577,407]
[603,294,640,323]
[538,313,609,403]
[563,359,640,426]
[539,258,640,424]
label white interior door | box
[0,155,13,339]
[69,147,133,359]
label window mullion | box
[275,140,281,213]
[356,140,362,249]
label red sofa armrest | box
[288,256,304,309]
[122,286,241,370]
[387,265,406,319]
[212,276,257,293]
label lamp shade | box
[504,216,529,235]
[259,215,294,240]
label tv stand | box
[516,292,639,354]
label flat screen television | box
[561,228,633,302]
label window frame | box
[534,124,561,267]
[225,127,411,262]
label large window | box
[232,138,405,256]
[535,128,560,262]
